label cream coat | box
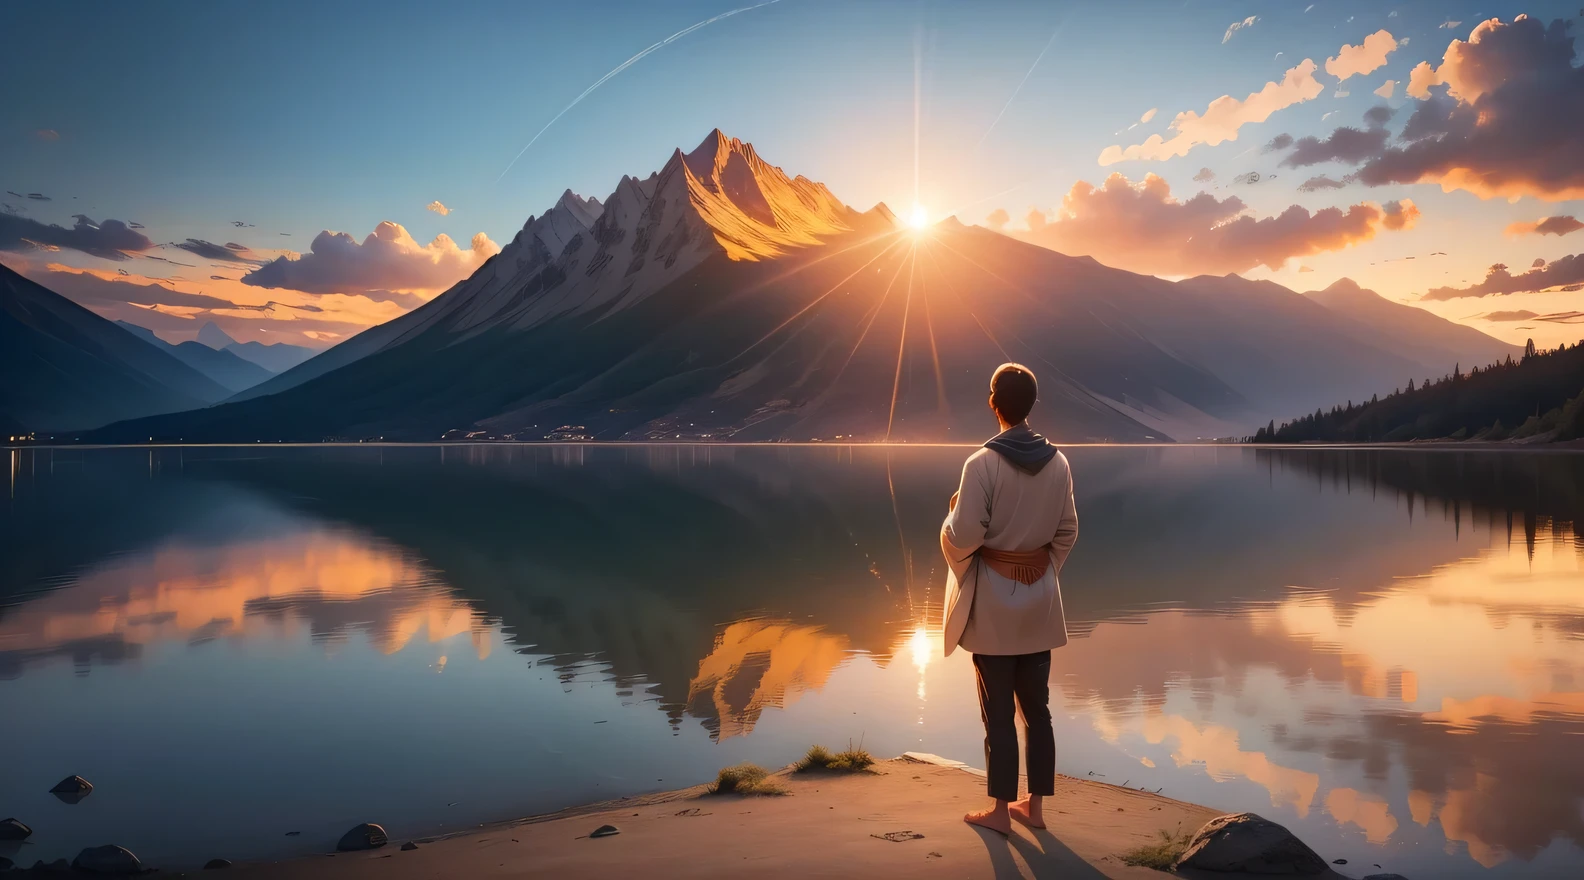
[940,447,1078,656]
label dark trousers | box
[972,650,1055,801]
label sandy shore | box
[213,754,1347,880]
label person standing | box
[941,363,1078,835]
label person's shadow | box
[970,824,1113,879]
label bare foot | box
[964,805,1011,836]
[1009,797,1046,829]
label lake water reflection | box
[2,444,1582,877]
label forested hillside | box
[1253,339,1584,443]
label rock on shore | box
[1175,812,1330,875]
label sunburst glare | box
[908,205,929,230]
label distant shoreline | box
[6,439,1584,453]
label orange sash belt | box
[977,546,1051,585]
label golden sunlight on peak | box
[907,205,929,230]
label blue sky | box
[3,0,1581,347]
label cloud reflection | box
[0,527,490,678]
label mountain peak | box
[343,130,866,347]
[1324,277,1364,293]
[555,189,604,228]
[668,129,856,261]
[197,321,237,350]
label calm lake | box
[2,444,1582,877]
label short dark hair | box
[990,363,1038,424]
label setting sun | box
[907,205,929,230]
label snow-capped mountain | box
[91,131,1516,444]
[232,131,865,403]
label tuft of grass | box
[710,763,786,796]
[1120,827,1193,871]
[795,742,876,774]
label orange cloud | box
[1504,215,1583,238]
[1381,198,1420,230]
[425,200,451,216]
[1325,30,1398,81]
[243,221,499,294]
[1099,60,1323,165]
[11,257,410,346]
[1010,172,1417,276]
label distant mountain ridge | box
[1302,278,1518,375]
[1,262,229,432]
[117,321,276,394]
[188,321,316,375]
[85,131,1519,444]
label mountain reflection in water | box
[1,444,1581,876]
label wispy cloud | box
[1424,254,1584,300]
[1298,175,1346,192]
[1223,16,1258,44]
[1504,216,1582,238]
[170,239,265,264]
[1098,59,1322,164]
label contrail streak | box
[975,15,1066,150]
[495,0,782,184]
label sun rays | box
[703,219,1057,443]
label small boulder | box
[204,858,233,869]
[0,817,31,840]
[71,844,142,875]
[50,776,93,795]
[590,824,620,838]
[400,842,419,852]
[50,776,94,804]
[1175,812,1328,875]
[336,823,389,852]
[0,855,12,871]
[33,858,72,873]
